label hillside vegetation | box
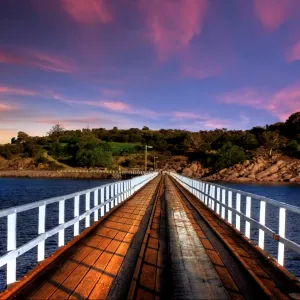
[1,113,300,174]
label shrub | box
[215,142,247,171]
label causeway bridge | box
[0,173,300,299]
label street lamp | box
[154,157,159,170]
[145,145,153,171]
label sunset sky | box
[1,0,300,143]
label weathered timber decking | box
[1,174,300,300]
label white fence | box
[170,173,300,268]
[0,172,158,286]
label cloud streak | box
[0,103,16,112]
[0,85,39,96]
[140,0,208,61]
[171,111,229,129]
[253,0,299,30]
[218,83,300,121]
[60,0,113,25]
[0,48,76,74]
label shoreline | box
[0,170,121,180]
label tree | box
[11,137,16,144]
[261,131,280,155]
[286,112,300,138]
[215,142,247,170]
[47,124,65,141]
[17,131,29,142]
[76,147,112,168]
[142,126,150,131]
[75,137,112,168]
[51,142,64,158]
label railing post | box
[208,185,212,208]
[120,183,124,203]
[216,187,220,215]
[111,184,116,208]
[58,199,65,247]
[94,190,99,222]
[245,196,251,239]
[118,182,121,205]
[100,188,105,217]
[74,195,80,236]
[278,208,286,266]
[205,184,209,206]
[38,204,46,261]
[259,200,266,249]
[85,192,90,228]
[7,212,17,285]
[236,193,241,231]
[211,185,215,211]
[221,189,226,219]
[105,186,110,212]
[228,191,232,224]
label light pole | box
[145,145,153,172]
[154,157,159,170]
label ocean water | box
[0,178,115,291]
[221,182,300,278]
[0,178,299,291]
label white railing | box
[170,173,300,268]
[0,172,158,286]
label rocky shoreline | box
[180,156,300,184]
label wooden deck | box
[2,174,300,300]
[5,177,161,300]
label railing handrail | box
[170,172,300,270]
[0,179,128,218]
[175,175,300,215]
[0,172,158,287]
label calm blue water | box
[0,178,115,291]
[0,179,299,291]
[222,182,300,279]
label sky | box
[0,0,300,144]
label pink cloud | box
[0,85,38,96]
[171,111,230,129]
[218,83,300,122]
[0,103,16,112]
[140,0,208,61]
[0,48,75,74]
[217,88,266,108]
[102,101,130,111]
[172,111,200,119]
[268,83,300,121]
[60,0,112,24]
[286,41,300,62]
[49,93,159,119]
[253,0,299,30]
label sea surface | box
[0,178,299,291]
[0,177,115,291]
[221,182,300,279]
